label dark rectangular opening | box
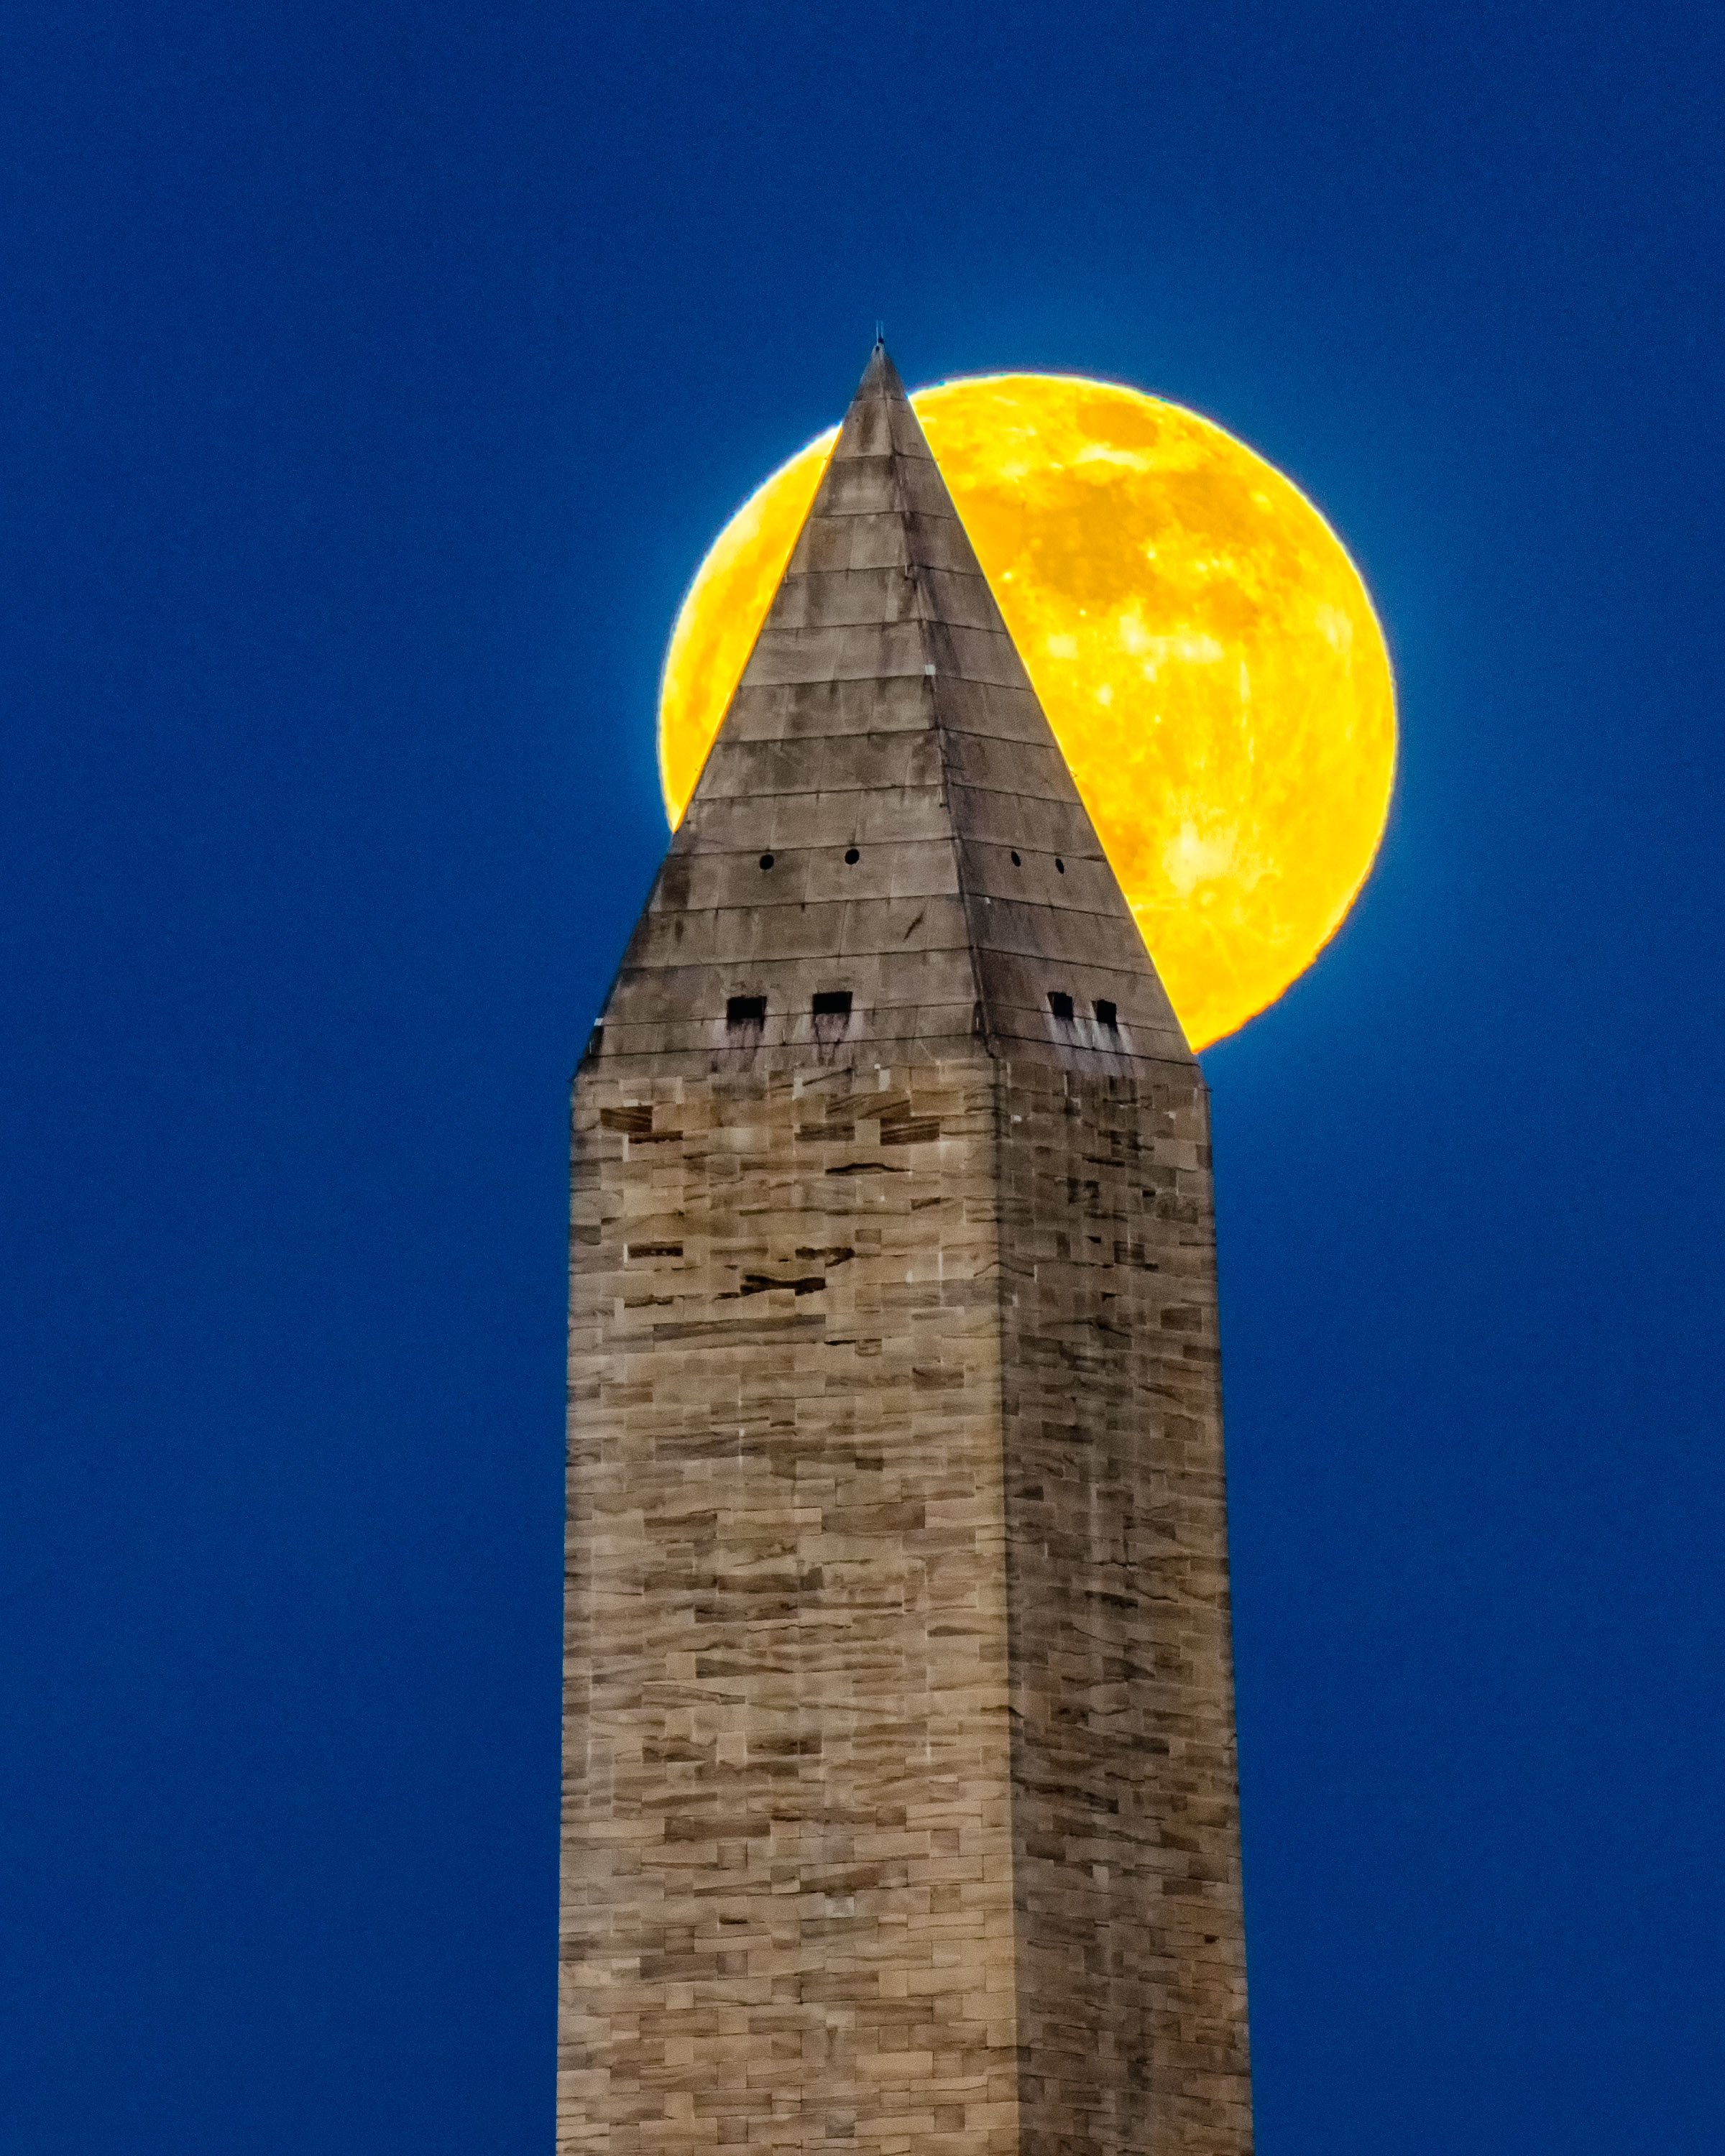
[812,989,852,1018]
[1048,990,1075,1021]
[727,994,766,1028]
[1095,999,1118,1030]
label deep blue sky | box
[3,2,1722,2149]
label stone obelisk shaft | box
[561,346,1252,2156]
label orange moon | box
[658,373,1396,1049]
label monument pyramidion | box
[561,342,1254,2156]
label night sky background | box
[4,3,1724,2150]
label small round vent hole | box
[758,853,774,870]
[844,847,860,865]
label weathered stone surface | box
[995,1062,1251,2156]
[564,1063,1020,2155]
[561,345,1252,2155]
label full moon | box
[658,373,1396,1049]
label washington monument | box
[559,344,1253,2155]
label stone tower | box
[561,345,1253,2156]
